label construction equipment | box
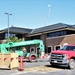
[0,40,45,62]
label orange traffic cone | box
[19,57,24,71]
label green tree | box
[5,36,22,43]
[5,36,26,52]
[10,36,22,42]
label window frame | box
[47,30,67,38]
[30,47,35,53]
[54,45,61,50]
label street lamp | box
[45,4,51,26]
[5,13,12,42]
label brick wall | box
[46,34,75,50]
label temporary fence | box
[0,53,19,69]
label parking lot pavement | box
[0,58,49,75]
[0,58,75,75]
[0,65,75,75]
[10,69,75,75]
[0,69,17,75]
[23,58,49,68]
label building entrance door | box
[47,46,52,54]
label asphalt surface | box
[0,68,75,75]
[15,69,75,75]
[24,58,49,68]
[1,68,74,75]
[0,58,75,75]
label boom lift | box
[0,40,45,62]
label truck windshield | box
[60,45,75,51]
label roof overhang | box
[27,28,75,37]
[0,30,28,34]
[0,30,5,33]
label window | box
[30,47,35,53]
[5,33,16,38]
[61,46,75,51]
[47,30,67,38]
[5,33,8,38]
[36,47,40,53]
[36,47,40,58]
[54,45,61,50]
[46,46,52,54]
[48,46,52,53]
[31,35,40,40]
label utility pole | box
[5,13,12,42]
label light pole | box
[45,4,51,26]
[5,13,12,42]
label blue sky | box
[0,0,75,30]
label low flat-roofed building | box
[1,23,75,54]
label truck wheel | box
[50,63,56,67]
[68,59,75,69]
[29,54,37,62]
